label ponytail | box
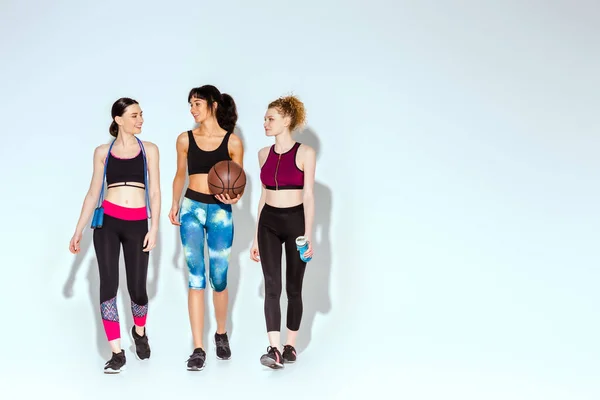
[109,120,119,137]
[216,93,238,132]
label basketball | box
[208,160,246,199]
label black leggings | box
[93,214,149,341]
[258,203,307,332]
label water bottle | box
[295,236,312,262]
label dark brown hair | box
[188,85,238,132]
[109,97,139,137]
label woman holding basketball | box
[250,95,316,369]
[169,85,244,371]
[69,97,161,373]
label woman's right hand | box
[69,231,82,254]
[250,240,260,262]
[169,205,181,226]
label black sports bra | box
[106,150,145,188]
[187,130,232,175]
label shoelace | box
[215,338,228,348]
[188,351,205,362]
[135,334,149,345]
[266,346,282,363]
[105,354,123,368]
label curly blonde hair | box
[268,95,306,132]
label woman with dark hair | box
[169,85,244,371]
[250,95,316,369]
[69,97,161,374]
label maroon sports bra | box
[260,142,304,190]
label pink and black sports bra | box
[260,142,304,190]
[106,150,145,188]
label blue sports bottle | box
[295,236,312,262]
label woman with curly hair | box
[250,95,316,369]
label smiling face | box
[263,107,290,137]
[189,96,216,124]
[114,103,144,134]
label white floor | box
[5,330,596,400]
[3,285,598,400]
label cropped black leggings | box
[93,213,149,341]
[258,203,307,332]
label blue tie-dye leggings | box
[179,192,233,291]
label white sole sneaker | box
[104,365,127,374]
[213,336,231,360]
[130,327,150,361]
[260,355,284,369]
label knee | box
[100,282,118,302]
[129,289,148,307]
[210,275,227,292]
[208,257,229,293]
[265,284,282,300]
[187,258,207,290]
[286,284,303,301]
[286,291,302,301]
[189,273,206,290]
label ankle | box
[269,344,282,352]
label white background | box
[0,1,599,399]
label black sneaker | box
[282,345,297,363]
[131,326,151,360]
[186,348,206,371]
[260,346,284,369]
[214,332,231,360]
[104,350,126,374]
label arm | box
[301,146,317,245]
[255,187,267,243]
[169,133,189,224]
[250,185,266,262]
[216,134,245,204]
[74,145,108,234]
[69,145,108,253]
[145,142,161,233]
[255,147,270,240]
[250,148,269,261]
[229,133,244,167]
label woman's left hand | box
[143,229,158,252]
[215,193,241,204]
[303,237,314,259]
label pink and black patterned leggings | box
[93,200,149,341]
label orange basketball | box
[207,160,246,198]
